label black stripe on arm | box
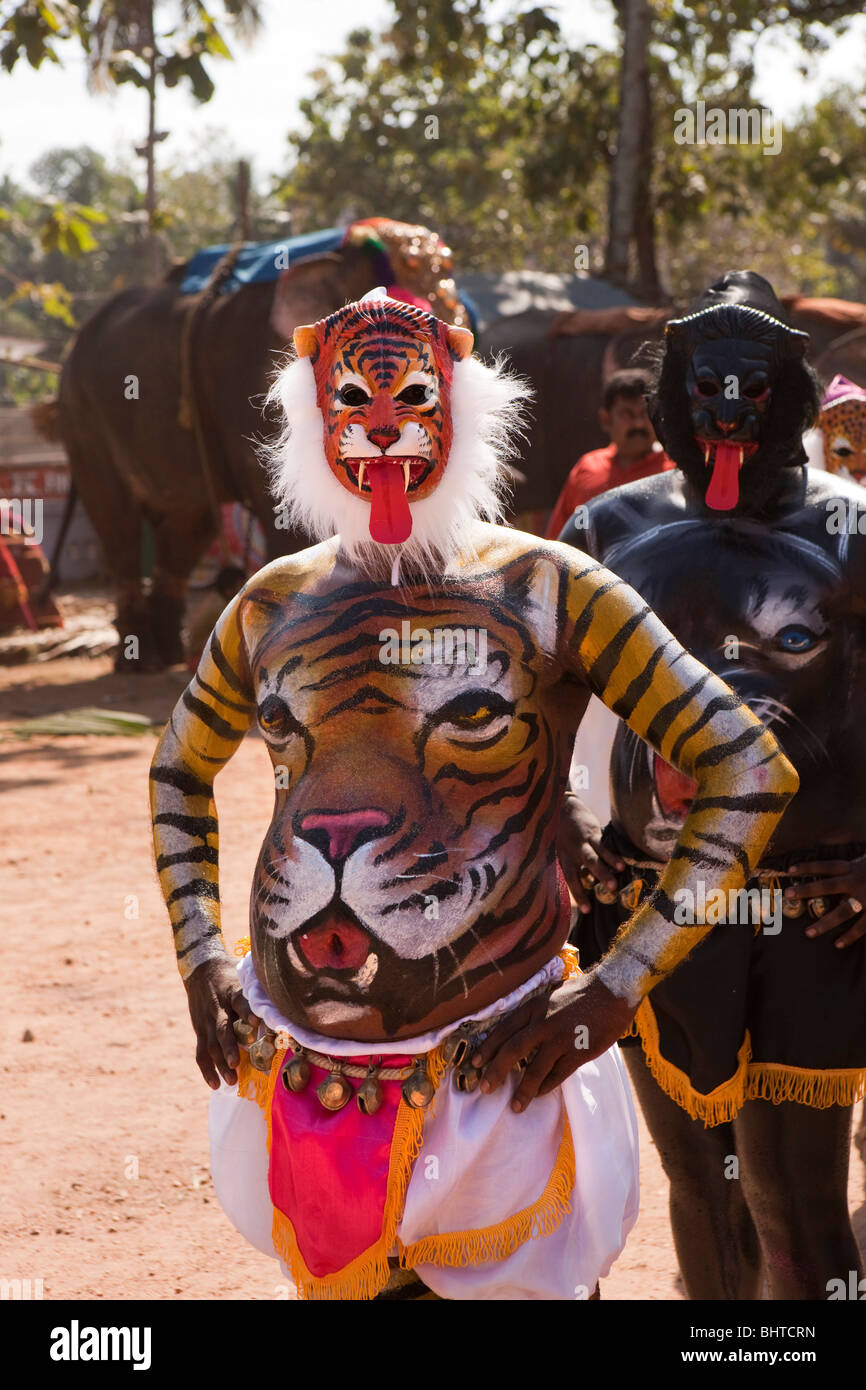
[167,880,219,907]
[149,765,213,799]
[194,672,255,715]
[210,632,249,695]
[588,604,652,693]
[152,812,218,838]
[669,842,729,872]
[669,691,742,764]
[571,576,625,648]
[691,829,751,877]
[182,689,247,743]
[156,846,219,872]
[611,639,671,719]
[177,925,221,959]
[644,673,711,748]
[693,721,767,769]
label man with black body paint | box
[558,271,866,1300]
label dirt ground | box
[1,642,863,1301]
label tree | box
[605,0,653,293]
[1,1,263,281]
[280,5,617,274]
[83,1,262,278]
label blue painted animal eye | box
[777,625,817,653]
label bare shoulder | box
[239,538,341,604]
[470,520,600,576]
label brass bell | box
[402,1057,435,1109]
[619,877,643,912]
[782,896,805,918]
[808,897,828,919]
[357,1062,384,1116]
[593,881,618,905]
[282,1051,311,1093]
[454,1060,482,1093]
[248,1031,277,1073]
[233,1019,256,1047]
[317,1069,353,1112]
[441,1024,471,1069]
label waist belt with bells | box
[584,859,830,921]
[234,976,553,1118]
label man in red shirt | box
[546,368,674,539]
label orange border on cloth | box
[633,996,866,1127]
[234,947,580,1300]
[395,1110,575,1270]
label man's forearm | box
[150,721,229,981]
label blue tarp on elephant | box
[180,228,343,295]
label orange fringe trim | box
[558,944,581,980]
[396,1109,575,1270]
[633,998,866,1125]
[634,997,752,1128]
[745,1061,866,1110]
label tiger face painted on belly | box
[247,569,568,1037]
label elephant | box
[480,293,866,530]
[57,218,469,670]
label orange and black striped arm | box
[149,592,255,981]
[558,556,799,1007]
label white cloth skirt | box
[210,953,640,1300]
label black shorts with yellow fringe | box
[571,824,866,1127]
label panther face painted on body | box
[601,520,856,857]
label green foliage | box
[0,1,88,73]
[280,5,617,272]
[281,0,866,297]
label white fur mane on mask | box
[264,350,532,578]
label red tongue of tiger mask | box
[293,290,473,545]
[700,439,760,511]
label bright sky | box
[1,0,864,191]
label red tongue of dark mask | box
[654,756,698,819]
[365,459,412,544]
[702,440,759,511]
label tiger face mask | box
[293,292,473,544]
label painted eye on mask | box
[396,384,430,406]
[694,378,719,398]
[775,625,818,654]
[337,385,371,408]
[742,380,770,401]
[832,442,854,459]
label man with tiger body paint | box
[560,271,866,1301]
[150,288,797,1301]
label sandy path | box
[0,659,862,1300]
